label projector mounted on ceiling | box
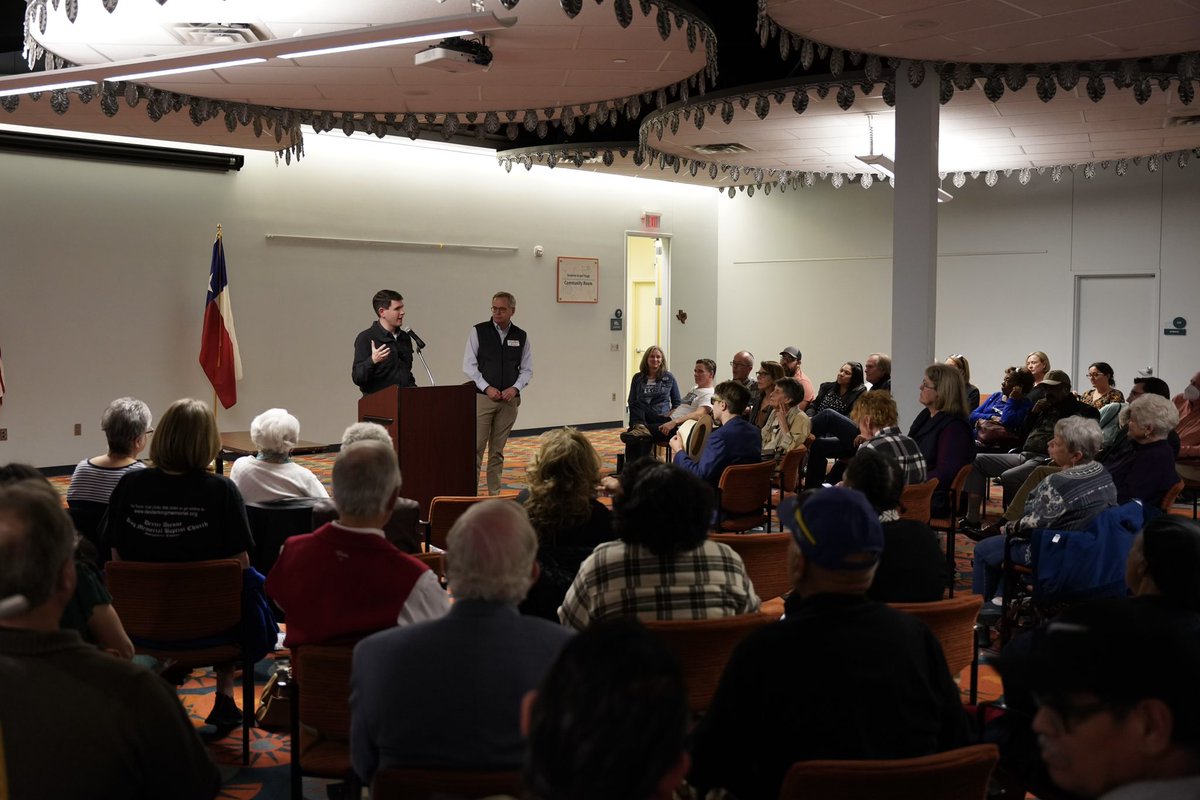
[415,37,493,72]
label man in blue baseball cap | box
[688,487,970,800]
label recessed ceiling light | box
[612,58,627,64]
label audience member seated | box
[312,422,421,554]
[671,381,761,490]
[729,349,758,409]
[994,600,1200,799]
[620,345,680,446]
[559,460,760,629]
[66,396,152,544]
[945,353,980,410]
[264,440,448,648]
[0,480,221,800]
[517,428,614,621]
[1103,394,1180,508]
[687,488,969,800]
[760,377,811,455]
[971,367,1035,452]
[852,390,927,484]
[1024,350,1052,402]
[746,359,785,428]
[1175,369,1200,485]
[864,352,892,393]
[622,358,716,464]
[350,501,572,781]
[907,363,975,516]
[1,464,134,659]
[808,360,867,418]
[1126,515,1200,619]
[972,417,1117,608]
[844,449,947,602]
[1098,376,1177,457]
[1079,361,1125,409]
[228,407,328,504]
[962,370,1099,527]
[777,347,815,411]
[522,619,690,800]
[99,397,254,729]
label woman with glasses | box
[908,363,975,517]
[1079,361,1124,409]
[746,360,785,429]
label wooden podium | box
[358,384,476,517]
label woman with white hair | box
[67,397,152,508]
[229,408,328,504]
[1105,394,1181,508]
[972,416,1117,604]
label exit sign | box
[642,212,661,231]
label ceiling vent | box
[171,23,268,47]
[692,143,754,155]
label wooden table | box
[216,431,338,475]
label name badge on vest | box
[507,339,521,347]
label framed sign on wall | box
[557,256,599,303]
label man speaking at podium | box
[464,291,532,495]
[353,289,417,395]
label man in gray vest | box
[463,291,532,495]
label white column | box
[891,66,940,427]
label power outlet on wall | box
[74,423,82,436]
[0,428,7,441]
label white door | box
[1074,274,1159,395]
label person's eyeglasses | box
[730,361,752,368]
[491,306,511,313]
[1032,692,1112,733]
[947,353,964,360]
[920,381,936,391]
[756,370,770,377]
[1087,372,1103,378]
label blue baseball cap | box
[777,487,884,570]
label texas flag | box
[199,229,243,409]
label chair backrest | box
[899,479,938,523]
[245,497,319,575]
[931,464,975,525]
[644,614,775,713]
[371,767,522,800]
[106,559,242,640]
[777,446,806,496]
[717,460,776,516]
[710,533,792,601]
[427,492,519,550]
[412,550,445,579]
[313,497,423,554]
[779,743,999,800]
[1161,479,1185,511]
[888,594,983,679]
[294,644,355,742]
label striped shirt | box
[1016,460,1117,534]
[66,459,146,505]
[558,539,761,630]
[860,427,928,485]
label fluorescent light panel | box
[106,57,267,82]
[280,30,473,59]
[0,79,96,98]
[855,153,953,203]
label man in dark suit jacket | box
[671,380,762,490]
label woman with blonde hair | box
[229,407,328,504]
[100,397,255,730]
[519,428,614,620]
[620,345,680,460]
[907,364,974,516]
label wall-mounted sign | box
[1166,316,1188,336]
[557,256,599,303]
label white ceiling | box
[4,0,1198,179]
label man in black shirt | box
[352,289,416,395]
